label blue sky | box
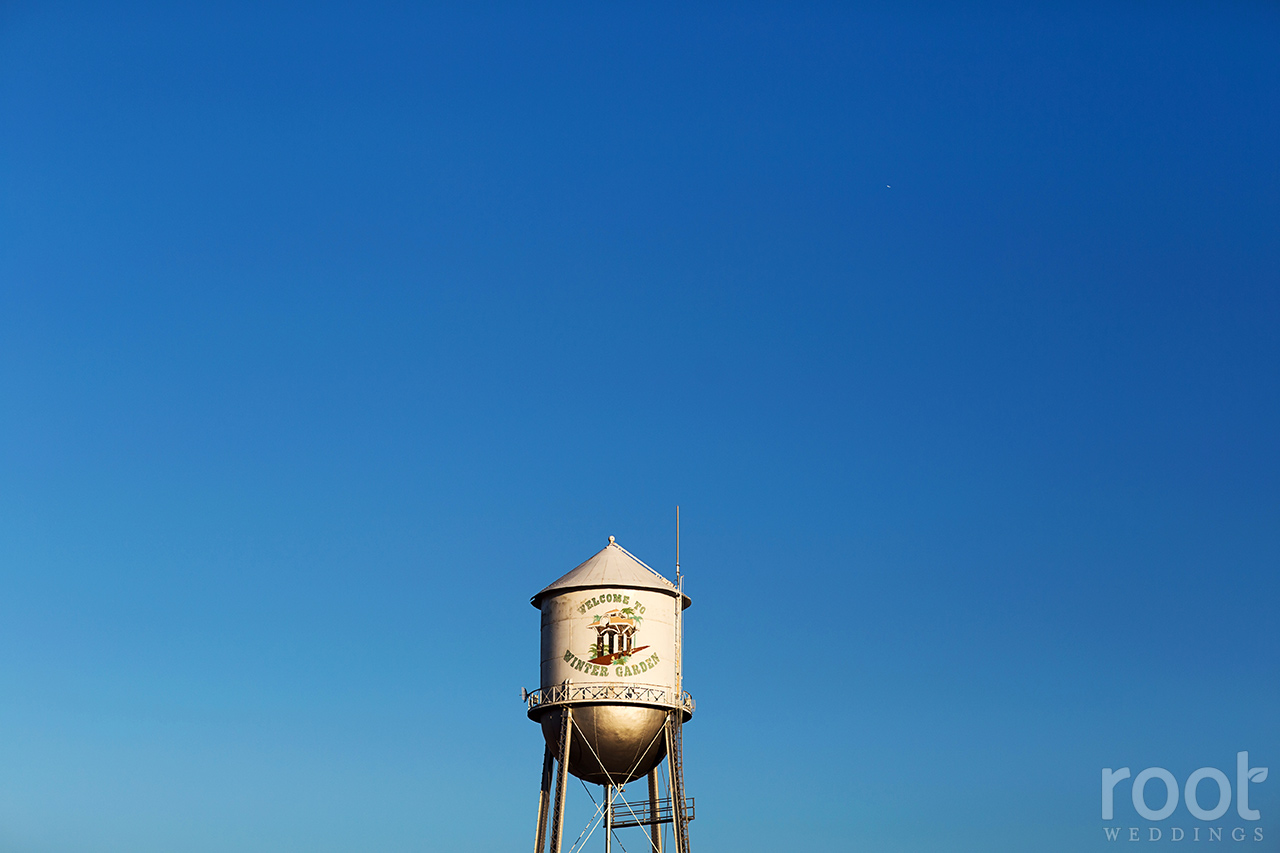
[1,2,1278,851]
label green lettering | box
[564,650,574,662]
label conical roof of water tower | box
[531,537,692,610]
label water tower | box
[525,534,694,853]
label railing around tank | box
[525,681,695,715]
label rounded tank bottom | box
[538,705,669,785]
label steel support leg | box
[548,708,573,853]
[647,769,663,853]
[534,743,554,853]
[605,784,613,853]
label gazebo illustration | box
[587,609,648,665]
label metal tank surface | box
[528,537,692,785]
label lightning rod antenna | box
[675,505,680,581]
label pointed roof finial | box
[608,535,615,544]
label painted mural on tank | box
[560,593,660,677]
[540,587,676,686]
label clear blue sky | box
[2,2,1277,851]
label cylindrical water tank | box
[529,537,692,785]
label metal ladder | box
[667,712,692,853]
